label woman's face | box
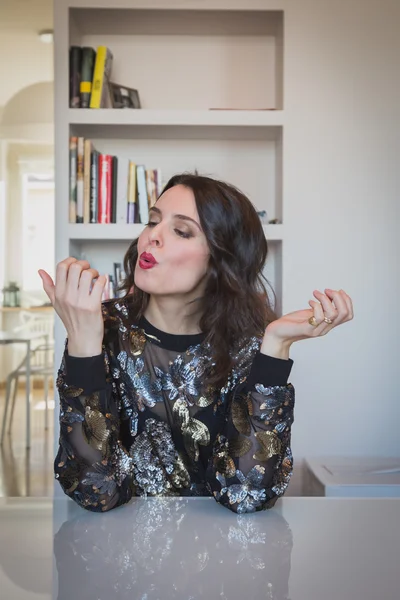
[135,185,210,299]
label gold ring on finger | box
[324,317,333,324]
[308,316,318,327]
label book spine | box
[150,169,157,207]
[69,137,78,223]
[69,46,82,108]
[106,155,113,222]
[111,156,118,223]
[154,168,163,198]
[90,46,113,109]
[116,157,128,224]
[83,139,92,223]
[80,47,96,109]
[136,165,149,224]
[145,169,152,212]
[76,137,85,223]
[98,154,112,223]
[90,150,99,223]
[101,49,113,108]
[127,161,137,224]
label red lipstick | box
[139,252,158,270]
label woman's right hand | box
[38,257,107,357]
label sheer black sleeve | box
[206,352,295,514]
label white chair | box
[0,311,54,446]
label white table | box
[0,495,399,599]
[0,330,49,449]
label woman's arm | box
[54,339,135,512]
[206,351,295,514]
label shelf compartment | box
[69,8,284,110]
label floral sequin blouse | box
[54,296,295,514]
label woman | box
[39,173,353,513]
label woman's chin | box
[133,270,155,294]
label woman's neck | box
[144,299,203,335]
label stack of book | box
[69,136,162,224]
[69,45,113,109]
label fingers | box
[64,260,92,292]
[76,268,100,297]
[55,258,83,295]
[311,289,354,327]
[38,269,55,305]
[308,300,325,325]
[90,275,108,304]
[313,289,340,322]
[324,288,354,322]
[330,289,354,320]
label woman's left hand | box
[265,288,354,347]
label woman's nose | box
[148,227,161,246]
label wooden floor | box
[0,385,55,497]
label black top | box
[54,296,295,514]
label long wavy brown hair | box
[119,172,278,390]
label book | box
[76,137,85,223]
[154,168,162,198]
[98,154,113,223]
[68,137,164,225]
[69,46,82,108]
[90,46,113,109]
[115,155,129,224]
[146,169,157,210]
[69,137,78,222]
[127,161,137,224]
[80,47,96,108]
[83,139,93,223]
[111,156,118,223]
[136,165,149,224]
[90,149,99,223]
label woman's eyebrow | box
[149,206,201,230]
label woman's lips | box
[139,259,156,270]
[139,253,157,270]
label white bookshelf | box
[54,2,287,441]
[68,223,284,241]
[69,108,285,128]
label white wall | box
[282,0,400,489]
[0,0,53,108]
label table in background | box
[0,495,399,600]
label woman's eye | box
[175,229,192,239]
[145,221,191,239]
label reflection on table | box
[0,495,399,600]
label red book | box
[98,154,113,223]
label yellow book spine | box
[127,162,137,223]
[90,46,107,109]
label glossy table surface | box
[0,495,399,600]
